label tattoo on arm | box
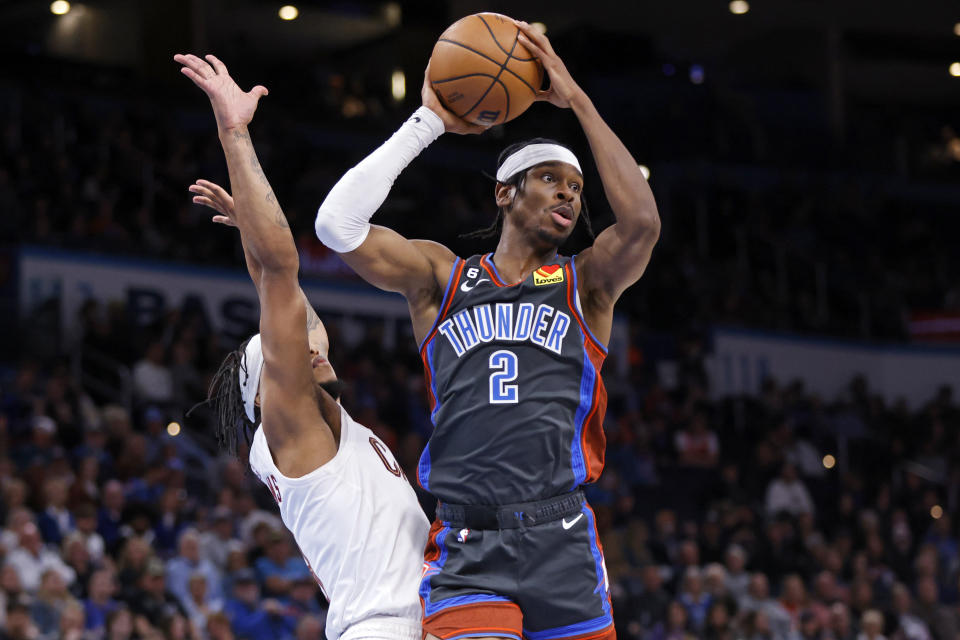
[265,191,289,228]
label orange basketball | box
[428,13,544,126]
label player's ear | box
[254,393,261,408]
[495,182,515,208]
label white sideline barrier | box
[19,247,409,343]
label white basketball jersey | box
[248,405,428,640]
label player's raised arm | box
[190,179,328,348]
[516,22,661,307]
[175,53,335,474]
[314,64,486,337]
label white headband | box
[240,334,264,423]
[495,143,582,183]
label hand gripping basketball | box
[421,61,489,136]
[514,20,585,110]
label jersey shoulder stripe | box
[418,257,465,352]
[566,255,608,354]
[479,253,511,287]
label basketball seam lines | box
[456,31,519,122]
[436,39,540,96]
[476,14,538,62]
[432,72,503,84]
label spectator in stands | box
[125,557,185,630]
[152,487,187,555]
[223,569,295,640]
[650,600,694,640]
[206,612,235,640]
[913,576,957,640]
[779,573,807,629]
[675,409,719,468]
[253,530,310,599]
[888,582,931,640]
[1,507,34,555]
[2,597,39,640]
[57,600,87,640]
[0,565,24,629]
[96,480,126,553]
[104,607,134,640]
[294,614,324,640]
[5,522,75,593]
[71,504,104,564]
[765,462,815,519]
[679,566,712,631]
[859,609,886,640]
[703,600,732,640]
[37,476,73,546]
[632,564,671,635]
[132,341,173,407]
[283,575,324,619]
[61,533,93,600]
[739,573,792,639]
[830,602,856,640]
[15,415,58,471]
[797,610,826,640]
[724,545,751,602]
[199,506,236,572]
[29,567,78,638]
[166,528,222,608]
[809,571,841,626]
[182,572,223,633]
[740,609,773,640]
[83,568,119,636]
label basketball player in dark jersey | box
[315,22,660,640]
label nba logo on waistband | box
[533,265,564,286]
[457,528,470,543]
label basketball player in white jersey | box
[174,53,428,640]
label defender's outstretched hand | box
[189,179,236,226]
[514,21,585,109]
[174,53,268,132]
[421,61,489,135]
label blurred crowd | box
[1,288,959,639]
[1,66,959,343]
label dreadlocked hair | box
[205,337,258,459]
[461,137,595,240]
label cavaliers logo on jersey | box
[533,264,564,286]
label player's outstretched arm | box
[191,179,327,341]
[516,22,661,306]
[175,53,336,475]
[314,64,485,340]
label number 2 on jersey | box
[488,349,518,404]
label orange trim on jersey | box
[420,259,466,412]
[479,254,509,287]
[422,601,523,640]
[420,258,467,355]
[563,263,606,354]
[423,519,444,564]
[537,623,616,640]
[580,341,608,484]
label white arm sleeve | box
[315,106,445,253]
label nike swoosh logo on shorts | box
[460,278,489,292]
[562,513,584,530]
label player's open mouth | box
[550,206,573,228]
[312,355,326,368]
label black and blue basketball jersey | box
[417,253,608,505]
